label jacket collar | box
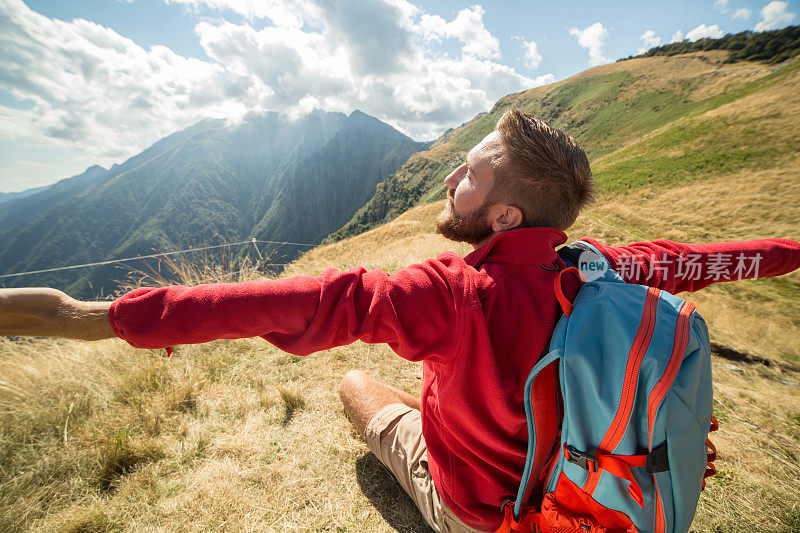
[464,227,567,268]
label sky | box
[0,0,797,192]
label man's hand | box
[0,288,114,340]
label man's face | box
[435,131,504,246]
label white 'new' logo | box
[577,250,608,282]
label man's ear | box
[490,204,523,233]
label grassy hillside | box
[330,49,800,241]
[2,50,800,531]
[1,195,799,531]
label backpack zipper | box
[647,301,696,448]
[647,300,696,533]
[582,286,661,496]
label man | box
[2,108,799,532]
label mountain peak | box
[0,106,427,296]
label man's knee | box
[337,369,372,403]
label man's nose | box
[444,163,467,189]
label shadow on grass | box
[355,453,434,533]
[278,387,306,426]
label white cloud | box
[191,0,540,139]
[0,105,38,142]
[515,38,542,70]
[420,5,501,60]
[319,0,421,74]
[755,1,796,31]
[569,22,609,66]
[0,0,234,164]
[671,24,725,44]
[529,73,555,86]
[685,24,724,41]
[164,0,316,27]
[0,0,555,160]
[732,8,752,20]
[638,30,662,54]
[716,1,753,21]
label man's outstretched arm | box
[0,288,114,340]
[109,260,465,360]
[582,238,800,292]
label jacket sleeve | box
[581,238,800,293]
[109,255,467,362]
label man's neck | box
[471,232,501,251]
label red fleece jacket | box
[109,228,800,531]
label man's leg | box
[337,370,480,533]
[337,369,420,438]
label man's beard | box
[435,190,495,246]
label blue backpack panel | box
[497,241,717,533]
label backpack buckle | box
[645,442,670,473]
[564,444,597,473]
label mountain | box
[0,165,107,231]
[0,184,52,206]
[329,29,800,242]
[0,110,427,296]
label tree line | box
[622,25,800,64]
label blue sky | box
[0,0,797,192]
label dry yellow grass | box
[3,51,800,533]
[2,194,798,532]
[0,336,432,531]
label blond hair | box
[491,108,595,230]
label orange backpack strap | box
[563,444,652,508]
[702,415,719,489]
[495,500,537,533]
[554,266,582,316]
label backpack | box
[496,241,718,533]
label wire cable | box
[255,239,317,247]
[0,238,317,280]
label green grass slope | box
[330,48,799,241]
[2,43,800,533]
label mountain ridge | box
[328,44,800,243]
[0,110,428,296]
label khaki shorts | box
[364,403,484,533]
